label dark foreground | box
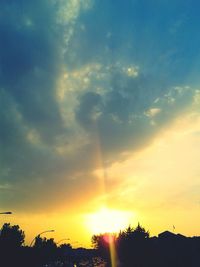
[0,223,200,267]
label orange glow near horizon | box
[2,109,200,247]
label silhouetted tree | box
[33,235,56,249]
[33,236,58,266]
[132,223,149,240]
[117,224,150,267]
[59,243,72,250]
[0,223,25,248]
[0,223,25,267]
[92,233,116,250]
[92,233,117,266]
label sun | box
[85,207,134,234]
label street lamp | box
[71,241,83,248]
[57,238,70,245]
[0,212,12,214]
[30,229,55,247]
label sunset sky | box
[0,0,200,247]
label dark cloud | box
[0,0,67,207]
[75,67,194,161]
[0,0,64,142]
[76,92,103,127]
[0,0,199,211]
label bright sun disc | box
[85,208,134,234]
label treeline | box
[92,223,200,267]
[0,222,200,267]
[0,223,95,267]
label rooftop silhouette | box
[0,222,199,267]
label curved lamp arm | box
[30,230,55,247]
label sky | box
[0,0,200,246]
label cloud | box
[0,0,200,211]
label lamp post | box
[30,229,55,247]
[0,212,12,214]
[71,241,83,248]
[57,238,70,245]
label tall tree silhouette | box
[0,223,25,267]
[119,224,150,266]
[0,223,25,249]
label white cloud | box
[145,108,161,117]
